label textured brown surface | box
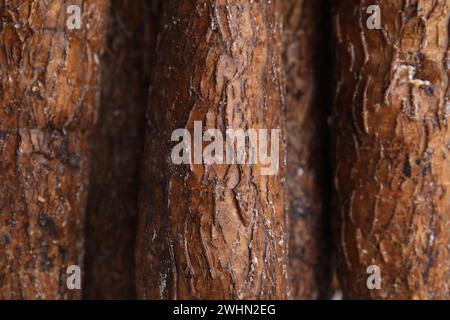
[0,0,108,299]
[333,0,450,299]
[0,0,108,131]
[84,0,160,300]
[282,0,332,299]
[137,0,288,299]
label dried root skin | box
[137,0,288,300]
[333,0,450,299]
[0,0,109,299]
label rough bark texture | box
[84,0,160,300]
[282,0,332,299]
[0,0,108,299]
[137,0,288,300]
[333,0,450,299]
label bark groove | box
[282,0,332,299]
[84,0,160,299]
